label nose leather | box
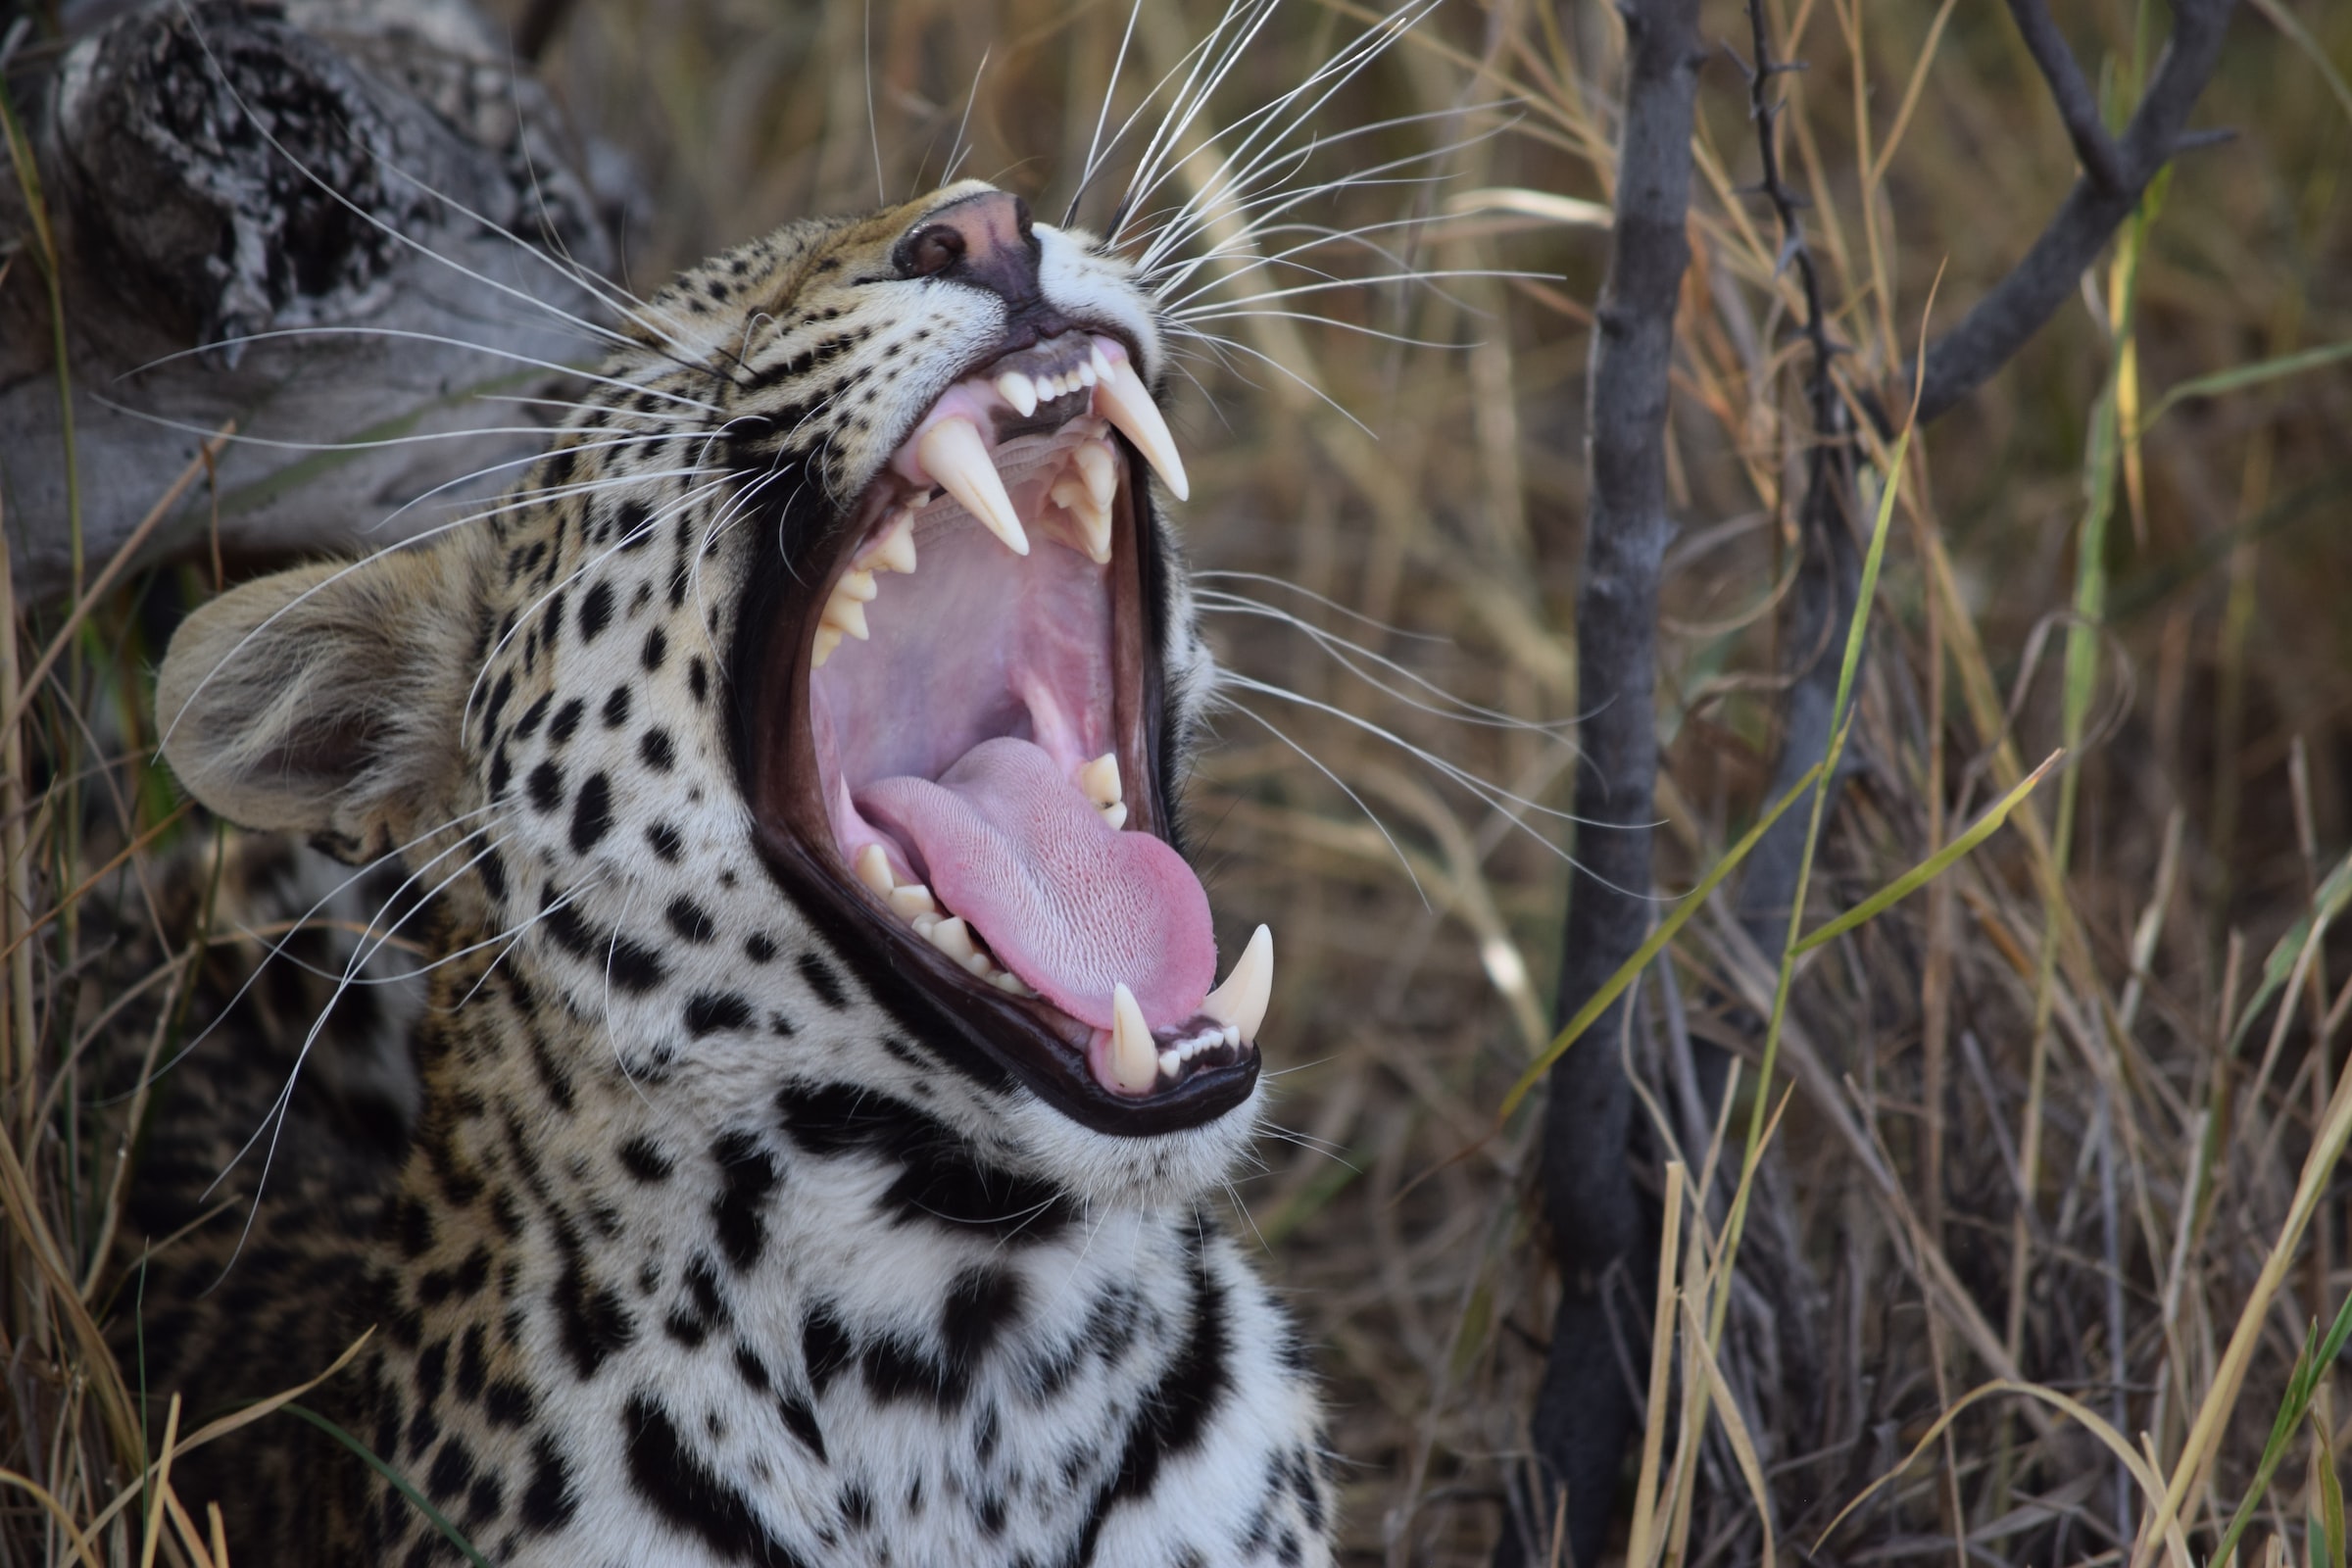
[902,191,1070,345]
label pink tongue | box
[856,738,1214,1031]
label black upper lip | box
[731,327,1260,1137]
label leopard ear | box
[157,535,492,862]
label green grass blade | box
[280,1403,492,1568]
[2208,1288,2352,1568]
[1495,758,1825,1121]
[2228,848,2352,1056]
[2138,340,2352,434]
[1793,748,2063,955]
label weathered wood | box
[1,0,620,607]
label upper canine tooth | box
[858,513,917,575]
[1200,924,1272,1046]
[1109,982,1158,1093]
[929,915,979,966]
[915,417,1029,557]
[995,370,1039,417]
[1078,752,1121,808]
[821,596,869,641]
[1096,357,1189,502]
[854,844,896,897]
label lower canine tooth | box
[1200,924,1272,1046]
[1109,982,1157,1093]
[929,916,979,966]
[854,844,895,897]
[916,416,1029,557]
[1078,752,1121,808]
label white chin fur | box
[999,1077,1265,1208]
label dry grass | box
[5,0,2351,1562]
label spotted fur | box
[121,180,1336,1564]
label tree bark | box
[0,0,619,607]
[1507,2,1705,1563]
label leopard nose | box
[894,191,1064,335]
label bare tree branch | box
[1508,1,1706,1562]
[1909,0,2237,422]
[2001,0,2129,192]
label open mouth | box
[742,328,1267,1134]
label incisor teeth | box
[1200,924,1272,1046]
[995,370,1038,417]
[855,844,895,897]
[1078,752,1121,808]
[929,916,979,966]
[916,416,1029,557]
[1109,983,1158,1093]
[811,625,844,667]
[821,597,869,641]
[1095,355,1189,502]
[887,883,938,919]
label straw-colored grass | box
[4,0,2348,1562]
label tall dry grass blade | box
[1623,1158,1686,1568]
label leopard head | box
[156,180,1273,1204]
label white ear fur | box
[155,535,491,862]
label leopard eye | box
[894,223,965,279]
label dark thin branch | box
[1909,0,2237,423]
[1730,0,1861,966]
[1510,0,1706,1563]
[2001,0,2129,192]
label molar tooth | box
[1051,477,1112,564]
[887,883,938,920]
[1200,924,1272,1046]
[854,844,895,897]
[1096,357,1189,502]
[992,971,1034,997]
[836,567,878,603]
[995,370,1038,417]
[962,951,999,979]
[928,915,979,966]
[911,912,940,938]
[1109,983,1158,1094]
[915,416,1029,557]
[1101,803,1128,831]
[821,596,869,641]
[859,514,917,575]
[1074,440,1117,510]
[811,625,844,667]
[1077,752,1121,808]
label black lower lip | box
[747,826,1260,1135]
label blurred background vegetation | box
[4,0,2350,1561]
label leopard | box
[123,176,1341,1565]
